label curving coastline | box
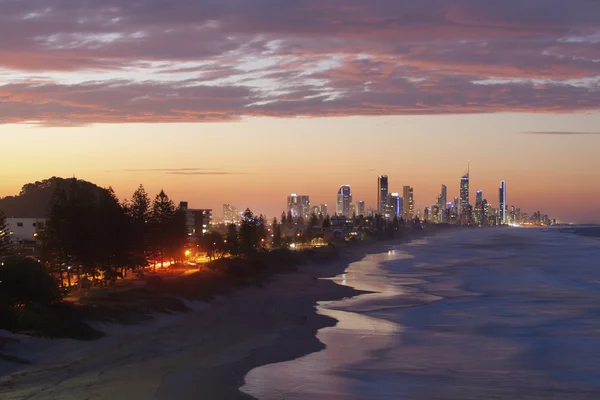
[0,230,436,399]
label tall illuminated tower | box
[499,180,507,224]
[377,175,389,214]
[336,185,352,217]
[460,164,470,216]
[440,184,447,209]
[402,186,414,220]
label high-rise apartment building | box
[388,193,401,218]
[378,175,389,214]
[287,194,311,220]
[310,206,321,216]
[499,180,507,224]
[460,172,470,216]
[320,204,328,216]
[356,200,365,216]
[223,204,239,224]
[438,184,447,210]
[336,185,352,217]
[402,186,414,220]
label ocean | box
[241,227,600,399]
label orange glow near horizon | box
[2,113,600,224]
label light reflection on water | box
[241,229,600,400]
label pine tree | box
[96,187,131,283]
[281,212,287,228]
[41,184,70,286]
[128,184,151,268]
[322,214,331,229]
[226,223,239,255]
[257,214,267,248]
[150,190,176,268]
[309,213,319,228]
[240,208,259,254]
[272,217,282,249]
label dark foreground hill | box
[0,177,108,218]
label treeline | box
[38,180,187,287]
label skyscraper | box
[499,180,507,224]
[336,185,352,217]
[388,193,401,218]
[377,175,389,214]
[476,190,483,207]
[439,184,447,210]
[223,204,239,224]
[320,204,328,216]
[287,194,310,220]
[402,186,414,220]
[460,170,470,216]
[356,200,365,216]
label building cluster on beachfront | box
[222,166,556,230]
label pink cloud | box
[0,0,599,124]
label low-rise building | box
[180,202,212,238]
[7,218,46,241]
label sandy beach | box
[0,242,393,400]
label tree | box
[322,214,331,229]
[412,216,422,229]
[281,211,287,228]
[286,210,293,225]
[40,184,71,287]
[0,210,13,259]
[150,190,177,268]
[239,209,259,254]
[272,217,282,249]
[309,213,319,228]
[65,178,97,279]
[257,214,267,248]
[128,184,151,268]
[169,207,188,263]
[204,231,224,260]
[225,223,239,255]
[96,187,132,284]
[0,257,61,311]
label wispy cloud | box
[165,171,251,176]
[120,168,208,172]
[522,131,600,135]
[1,1,600,125]
[106,168,249,175]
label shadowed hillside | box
[0,177,109,218]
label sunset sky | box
[1,1,600,223]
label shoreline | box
[0,229,437,399]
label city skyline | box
[0,162,583,224]
[1,1,600,224]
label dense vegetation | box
[38,180,188,287]
[0,177,106,218]
[0,257,101,339]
